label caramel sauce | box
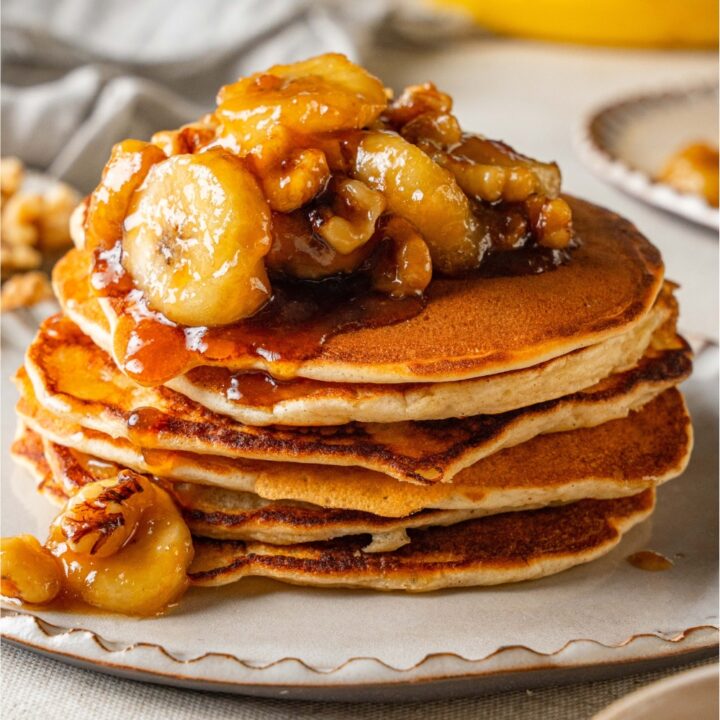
[479,244,572,278]
[95,229,574,389]
[100,257,425,386]
[191,367,324,406]
[3,590,177,617]
[127,407,169,446]
[626,550,674,572]
[4,591,108,616]
[86,127,575,389]
[139,446,185,475]
[54,447,118,495]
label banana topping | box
[0,535,63,604]
[58,472,147,558]
[85,140,166,253]
[80,52,574,330]
[122,149,272,327]
[2,473,193,615]
[46,471,194,615]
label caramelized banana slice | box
[217,53,387,157]
[0,535,63,604]
[60,473,146,558]
[442,135,561,203]
[352,131,484,273]
[123,149,272,326]
[85,140,166,252]
[48,472,193,616]
[659,142,719,207]
[259,148,330,213]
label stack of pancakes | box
[12,197,693,591]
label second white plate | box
[576,84,719,229]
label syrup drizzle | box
[105,261,426,386]
[626,550,674,572]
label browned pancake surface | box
[17,377,691,518]
[23,316,691,483]
[54,197,664,382]
[188,490,655,590]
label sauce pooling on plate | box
[626,550,674,572]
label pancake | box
[13,412,686,550]
[17,379,692,517]
[22,315,691,483]
[188,490,656,590]
[167,286,674,426]
[14,425,656,586]
[11,427,484,550]
[10,422,68,505]
[59,196,664,384]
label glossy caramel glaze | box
[55,197,664,385]
[626,550,674,571]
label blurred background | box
[1,0,718,337]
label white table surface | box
[3,34,718,719]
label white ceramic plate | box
[593,663,719,720]
[576,84,719,229]
[1,306,718,701]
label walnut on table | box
[0,270,53,312]
[0,157,79,310]
[1,157,24,201]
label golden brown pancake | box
[10,423,68,505]
[168,287,673,426]
[11,428,484,550]
[58,197,664,384]
[17,378,691,517]
[188,490,656,590]
[21,315,691,483]
[13,409,687,550]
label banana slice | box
[0,535,63,604]
[47,473,194,616]
[352,131,484,273]
[122,149,272,327]
[217,53,387,158]
[85,140,166,252]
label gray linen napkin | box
[0,0,382,192]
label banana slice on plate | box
[122,149,272,327]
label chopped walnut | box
[38,182,81,250]
[0,271,53,311]
[1,157,24,201]
[1,243,42,276]
[0,157,80,299]
[311,177,386,254]
[2,192,43,246]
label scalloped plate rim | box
[575,82,719,230]
[1,611,717,698]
